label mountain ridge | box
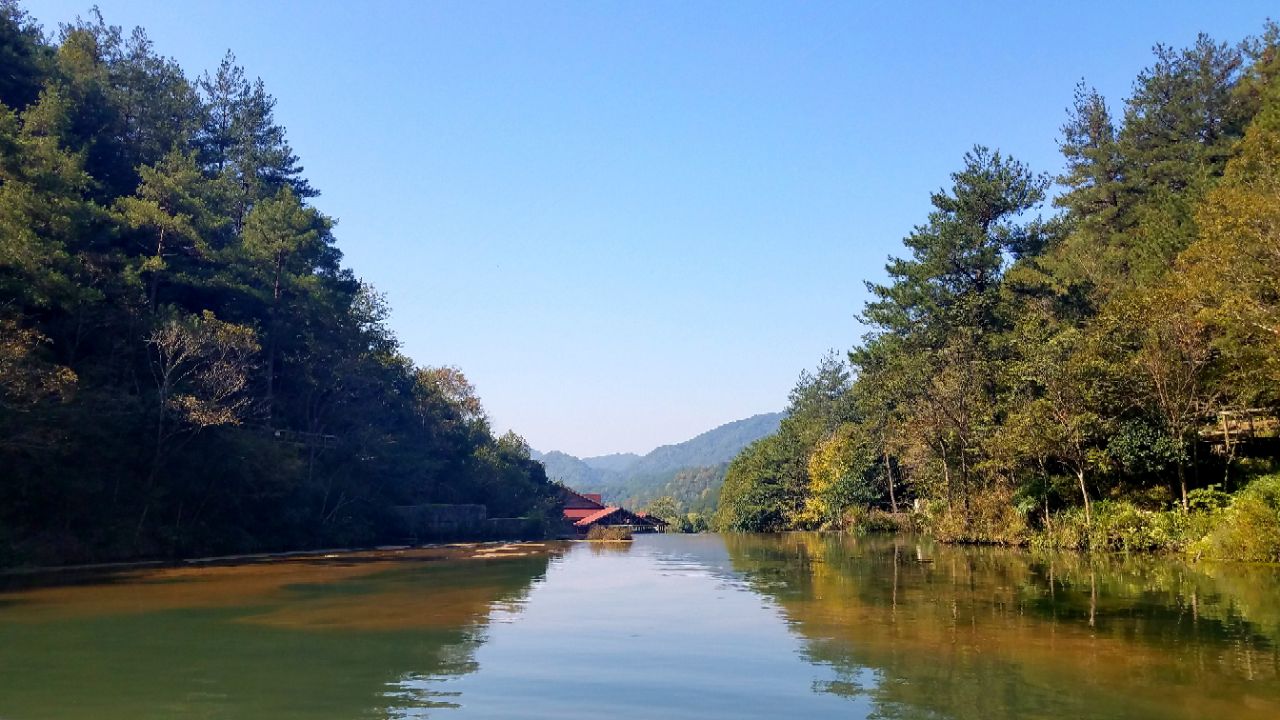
[580,453,643,473]
[535,412,784,501]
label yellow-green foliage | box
[1029,478,1280,558]
[921,487,1029,546]
[1180,65,1280,400]
[797,425,874,529]
[1034,501,1213,553]
[1193,474,1280,561]
[844,507,912,534]
[585,525,633,541]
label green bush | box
[1032,500,1212,553]
[917,476,1280,560]
[1193,474,1280,562]
[1187,484,1232,512]
[920,489,1029,546]
[1031,508,1086,551]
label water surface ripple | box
[1,534,1277,719]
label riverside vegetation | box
[0,3,558,566]
[716,24,1280,561]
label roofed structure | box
[556,485,667,534]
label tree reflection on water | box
[0,546,564,720]
[723,533,1280,720]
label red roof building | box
[556,486,667,534]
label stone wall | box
[391,505,542,541]
[392,504,487,539]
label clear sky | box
[30,1,1277,456]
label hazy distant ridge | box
[624,413,785,477]
[535,412,784,496]
[580,453,643,473]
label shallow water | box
[1,534,1277,719]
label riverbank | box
[0,541,566,591]
[845,473,1280,562]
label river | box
[1,534,1277,719]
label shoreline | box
[0,540,561,579]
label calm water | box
[2,534,1279,719]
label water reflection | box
[3,536,1278,720]
[722,533,1280,720]
[585,541,635,556]
[0,545,564,720]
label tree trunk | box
[265,252,285,423]
[884,447,898,514]
[1038,457,1051,530]
[138,377,170,546]
[1177,461,1189,512]
[1077,467,1091,526]
[941,444,953,512]
[1221,412,1235,485]
[148,226,166,310]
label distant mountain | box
[535,412,784,504]
[530,450,601,489]
[580,453,642,473]
[624,413,784,479]
[620,463,728,515]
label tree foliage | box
[0,4,555,565]
[718,23,1280,544]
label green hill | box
[535,412,783,507]
[580,453,642,473]
[624,413,785,479]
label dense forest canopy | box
[717,24,1280,558]
[0,1,556,565]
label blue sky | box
[31,1,1277,456]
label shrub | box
[585,525,633,541]
[865,509,912,533]
[1031,507,1088,551]
[1032,500,1212,553]
[1187,484,1232,512]
[842,506,912,534]
[920,488,1029,546]
[1193,474,1280,561]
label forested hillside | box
[529,450,600,489]
[579,452,641,473]
[629,464,726,532]
[537,412,782,495]
[625,412,784,478]
[0,3,555,566]
[717,26,1280,558]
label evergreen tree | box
[0,3,556,565]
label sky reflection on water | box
[1,535,1278,719]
